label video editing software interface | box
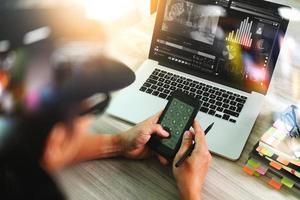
[150,0,287,94]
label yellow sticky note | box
[261,147,273,157]
[281,177,295,188]
[247,159,260,169]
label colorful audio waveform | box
[226,17,253,48]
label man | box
[0,8,211,200]
[0,43,211,199]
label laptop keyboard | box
[139,69,248,123]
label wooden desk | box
[55,1,300,199]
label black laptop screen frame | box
[149,0,290,95]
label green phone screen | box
[161,98,194,149]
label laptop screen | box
[149,0,289,94]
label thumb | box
[176,131,193,158]
[150,124,170,138]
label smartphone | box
[148,90,200,158]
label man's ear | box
[42,123,68,172]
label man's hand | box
[120,112,169,159]
[173,121,212,200]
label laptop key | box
[184,86,190,90]
[229,106,236,111]
[223,99,230,104]
[224,109,239,117]
[159,93,167,99]
[140,87,147,92]
[165,80,171,84]
[158,87,164,92]
[190,88,196,92]
[143,82,151,87]
[151,85,158,90]
[202,97,209,102]
[170,86,176,91]
[222,93,229,98]
[152,91,159,96]
[164,89,171,94]
[177,83,184,88]
[195,84,201,89]
[216,107,223,112]
[146,89,153,94]
[203,102,209,107]
[229,119,237,123]
[215,114,222,118]
[229,96,235,100]
[230,101,237,106]
[236,98,246,104]
[222,114,230,120]
[163,84,170,89]
[197,90,203,95]
[150,75,159,80]
[210,94,216,99]
[200,107,209,113]
[209,99,215,104]
[208,110,216,115]
[216,101,222,106]
[215,91,222,96]
[209,105,216,110]
[157,82,163,86]
[222,104,229,109]
[237,103,244,108]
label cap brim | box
[58,56,135,102]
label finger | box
[150,124,170,138]
[175,131,193,159]
[193,120,208,152]
[157,154,169,166]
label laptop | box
[107,0,290,160]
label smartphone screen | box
[160,98,195,150]
[148,90,200,158]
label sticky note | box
[243,165,255,176]
[256,166,268,175]
[247,159,260,168]
[270,161,282,170]
[256,146,262,152]
[254,172,260,177]
[276,157,289,166]
[261,147,273,157]
[281,177,295,188]
[291,160,300,167]
[268,178,282,190]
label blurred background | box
[0,0,300,116]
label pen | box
[175,122,214,168]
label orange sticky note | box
[268,179,282,190]
[276,157,289,166]
[243,166,254,176]
[270,161,282,170]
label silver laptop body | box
[107,0,289,160]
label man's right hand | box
[172,121,212,200]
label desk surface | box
[56,1,300,199]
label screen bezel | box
[149,0,290,95]
[148,90,200,158]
